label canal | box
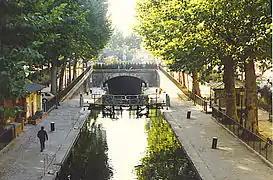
[57,109,201,180]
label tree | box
[102,29,142,62]
[135,0,204,95]
[135,0,272,132]
[135,111,200,179]
[200,0,272,131]
[0,0,43,100]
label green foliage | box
[135,0,272,74]
[135,111,200,179]
[0,105,23,120]
[0,0,112,99]
[59,113,113,179]
[102,29,142,61]
[28,69,50,85]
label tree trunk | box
[85,62,88,71]
[50,59,58,95]
[245,59,258,133]
[182,71,186,88]
[192,71,201,96]
[223,56,238,120]
[59,62,66,92]
[68,61,72,84]
[82,61,85,73]
[64,63,67,88]
[47,62,51,87]
[178,72,181,83]
[73,60,77,80]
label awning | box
[25,82,46,94]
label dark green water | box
[57,110,201,180]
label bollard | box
[165,94,170,107]
[50,122,55,131]
[212,137,218,149]
[187,111,191,119]
[80,93,83,107]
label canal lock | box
[56,109,202,180]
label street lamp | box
[240,91,244,126]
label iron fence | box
[159,66,211,113]
[188,90,209,113]
[101,94,149,106]
[93,63,158,70]
[212,107,273,164]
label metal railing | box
[101,94,149,106]
[93,63,158,70]
[89,93,164,107]
[159,66,211,113]
[212,107,273,164]
[188,90,209,113]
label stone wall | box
[91,69,160,88]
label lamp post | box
[240,91,244,126]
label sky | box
[108,0,138,35]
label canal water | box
[57,109,201,180]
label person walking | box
[37,126,48,152]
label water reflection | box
[58,110,200,180]
[97,109,148,180]
[58,111,113,180]
[135,110,201,180]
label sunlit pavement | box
[171,72,273,140]
[158,70,273,180]
[0,93,90,180]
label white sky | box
[108,0,137,35]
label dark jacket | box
[37,129,48,142]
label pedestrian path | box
[0,93,90,180]
[167,70,273,141]
[159,71,273,180]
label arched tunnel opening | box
[104,76,147,95]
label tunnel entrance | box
[104,76,146,95]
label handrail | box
[93,63,158,70]
[159,66,210,113]
[89,93,164,107]
[212,106,273,164]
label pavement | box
[159,70,273,180]
[171,71,273,140]
[0,93,91,180]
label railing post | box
[265,146,268,159]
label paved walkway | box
[159,71,273,180]
[0,93,90,180]
[169,71,273,140]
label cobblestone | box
[0,94,90,180]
